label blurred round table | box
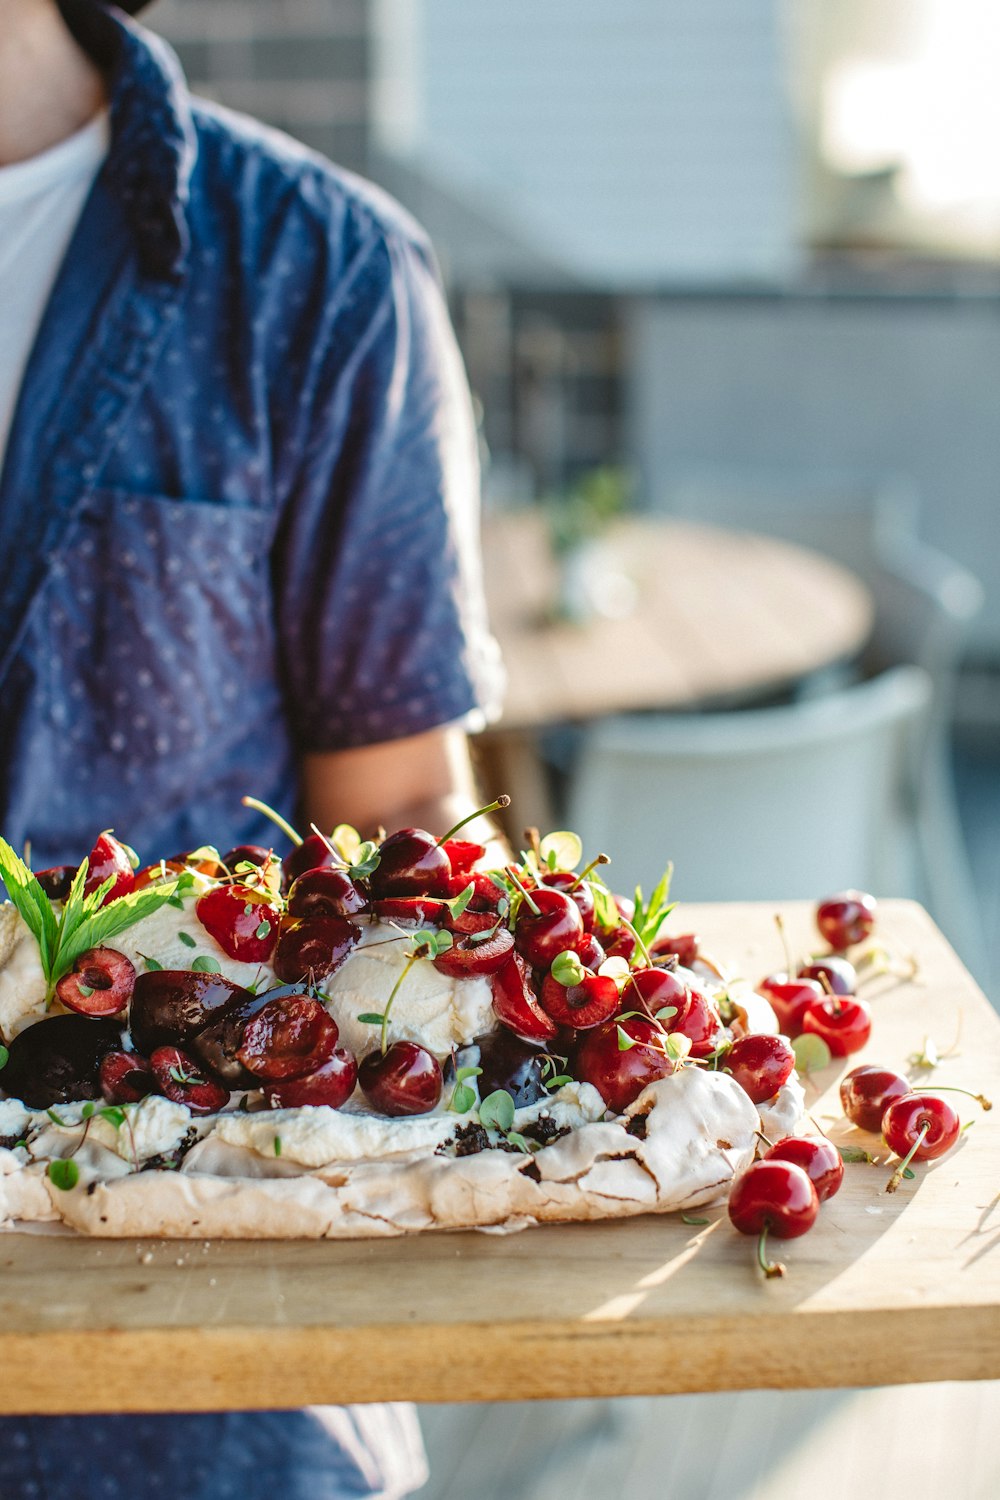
[478,510,875,826]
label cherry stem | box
[436,795,511,849]
[774,912,794,976]
[754,1128,775,1152]
[380,953,420,1055]
[308,823,350,869]
[885,1120,931,1194]
[757,1222,785,1278]
[621,917,652,968]
[241,796,303,848]
[568,853,610,891]
[922,1086,992,1111]
[505,866,540,916]
[523,827,543,863]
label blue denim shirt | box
[0,0,501,870]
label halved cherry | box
[441,839,486,876]
[602,926,638,963]
[129,971,250,1054]
[196,884,280,963]
[433,917,515,977]
[539,971,620,1029]
[84,832,135,905]
[370,896,450,926]
[272,915,360,984]
[99,1049,155,1104]
[649,932,699,968]
[133,859,187,891]
[264,1046,358,1109]
[236,995,339,1081]
[574,932,607,970]
[150,1045,229,1115]
[55,947,136,1017]
[34,866,76,901]
[490,953,559,1041]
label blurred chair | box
[567,667,931,904]
[663,469,987,973]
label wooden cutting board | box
[1,900,997,1413]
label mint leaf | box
[478,1089,515,1132]
[357,1012,386,1026]
[0,1044,7,1071]
[139,953,163,972]
[450,1083,476,1114]
[177,931,197,949]
[0,836,60,979]
[52,880,185,985]
[47,1158,79,1191]
[551,949,586,988]
[191,955,222,973]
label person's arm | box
[300,725,508,856]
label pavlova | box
[0,798,804,1238]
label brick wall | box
[148,0,372,171]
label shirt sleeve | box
[271,222,505,752]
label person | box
[0,0,504,1495]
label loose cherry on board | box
[798,955,857,996]
[55,947,136,1017]
[883,1093,961,1192]
[800,995,872,1057]
[358,1040,443,1115]
[766,1135,844,1202]
[839,1064,911,1133]
[728,1159,820,1277]
[723,1034,795,1105]
[816,890,878,951]
[84,832,136,905]
[757,974,824,1037]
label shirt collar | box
[56,0,197,280]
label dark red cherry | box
[798,955,857,996]
[264,1046,358,1108]
[602,925,638,963]
[839,1063,910,1133]
[540,871,595,930]
[621,967,691,1027]
[671,983,723,1058]
[55,946,136,1018]
[539,971,620,1029]
[728,1160,819,1239]
[433,917,515,977]
[452,1031,549,1109]
[649,932,699,968]
[195,884,280,963]
[287,866,368,920]
[221,844,274,872]
[723,1033,795,1104]
[283,833,337,887]
[574,932,606,970]
[272,915,361,984]
[572,1014,673,1114]
[766,1135,844,1202]
[358,1040,442,1115]
[128,971,250,1054]
[816,890,877,950]
[371,896,451,926]
[190,984,302,1087]
[99,1050,155,1104]
[757,974,824,1037]
[150,1045,229,1115]
[236,995,339,1082]
[84,832,135,905]
[801,995,872,1057]
[515,888,585,968]
[34,865,76,901]
[369,829,452,898]
[490,953,559,1042]
[1,1015,122,1107]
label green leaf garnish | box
[665,1032,692,1063]
[190,955,222,974]
[0,1044,8,1071]
[837,1145,877,1164]
[632,863,675,948]
[551,949,586,988]
[545,1074,573,1090]
[505,1130,532,1154]
[478,1089,515,1132]
[655,1005,678,1022]
[357,1012,387,1026]
[617,1025,638,1052]
[254,919,271,940]
[590,881,619,932]
[177,931,197,949]
[273,1135,282,1157]
[0,836,59,978]
[450,1083,477,1114]
[100,1106,126,1130]
[139,953,163,972]
[349,840,381,880]
[681,1213,710,1226]
[792,1033,833,1075]
[46,1108,70,1127]
[902,1166,915,1179]
[47,1158,79,1191]
[446,882,476,921]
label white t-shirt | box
[0,110,109,466]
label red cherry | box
[724,1033,795,1104]
[514,888,585,969]
[649,932,699,968]
[128,971,250,1054]
[371,896,450,926]
[766,1135,844,1201]
[236,994,339,1081]
[757,974,824,1036]
[99,1049,155,1104]
[490,954,559,1042]
[728,1159,820,1276]
[358,1040,443,1115]
[195,884,280,963]
[539,971,621,1029]
[602,926,638,963]
[369,829,452,898]
[264,1046,358,1108]
[621,967,691,1028]
[441,839,485,876]
[132,859,188,891]
[271,915,361,984]
[801,995,872,1057]
[149,1045,229,1115]
[34,866,76,901]
[882,1093,960,1163]
[574,932,607,970]
[540,870,596,930]
[286,866,368,920]
[798,956,856,996]
[282,833,337,887]
[84,832,135,905]
[55,947,136,1017]
[670,982,723,1058]
[816,890,878,950]
[432,918,515,978]
[840,1064,910,1133]
[572,1014,673,1113]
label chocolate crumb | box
[446,1122,491,1157]
[522,1115,569,1147]
[625,1112,649,1140]
[140,1126,199,1173]
[520,1159,542,1183]
[86,1182,97,1196]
